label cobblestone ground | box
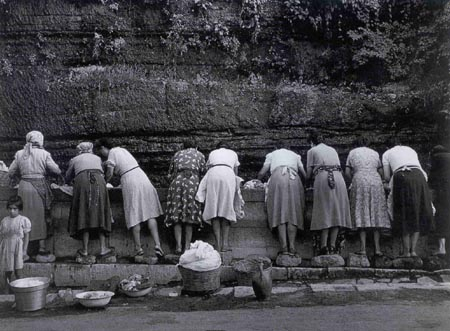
[1,278,450,319]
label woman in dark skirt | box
[382,141,433,257]
[258,143,306,256]
[66,142,112,257]
[429,145,450,256]
[165,141,206,254]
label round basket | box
[178,266,221,294]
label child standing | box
[0,196,31,293]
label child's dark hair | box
[7,195,23,210]
[94,138,114,150]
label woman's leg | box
[287,224,297,254]
[221,219,231,251]
[184,224,193,252]
[277,224,288,253]
[4,271,13,294]
[147,218,164,256]
[38,239,46,253]
[373,230,381,255]
[15,269,23,280]
[99,233,111,255]
[329,227,339,252]
[82,231,89,255]
[410,232,420,257]
[174,223,182,253]
[359,230,367,254]
[401,234,411,257]
[211,218,221,251]
[131,223,142,251]
[320,229,329,250]
[438,238,447,255]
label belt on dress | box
[120,166,140,177]
[209,164,232,169]
[314,165,342,189]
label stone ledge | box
[3,264,450,289]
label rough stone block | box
[22,263,54,282]
[96,255,117,264]
[375,278,391,283]
[423,256,448,271]
[326,267,347,279]
[75,255,97,265]
[332,278,357,285]
[374,268,410,279]
[54,264,91,287]
[373,255,393,268]
[416,276,440,285]
[346,253,370,268]
[275,254,302,267]
[391,277,411,283]
[288,267,326,280]
[311,254,345,268]
[212,287,234,296]
[234,286,254,298]
[344,267,376,279]
[36,254,56,263]
[392,257,423,269]
[440,274,450,283]
[271,267,288,281]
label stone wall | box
[0,187,425,261]
[0,0,448,185]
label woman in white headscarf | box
[8,131,62,256]
[65,142,113,258]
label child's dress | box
[0,215,31,271]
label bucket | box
[178,266,221,295]
[9,277,50,311]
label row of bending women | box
[7,130,443,260]
[259,131,438,258]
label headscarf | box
[23,130,44,160]
[77,142,93,154]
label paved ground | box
[2,280,450,330]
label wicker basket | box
[178,266,221,294]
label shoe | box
[374,252,384,258]
[76,249,88,257]
[329,246,337,255]
[318,247,328,256]
[38,249,51,256]
[99,247,114,257]
[135,248,144,257]
[155,246,165,257]
[354,251,367,256]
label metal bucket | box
[9,277,50,311]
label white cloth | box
[263,149,304,174]
[207,148,240,168]
[382,146,422,173]
[178,240,221,272]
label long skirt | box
[121,168,163,229]
[393,169,433,235]
[350,171,390,229]
[266,167,305,229]
[18,180,46,241]
[310,170,352,231]
[68,170,112,239]
[433,175,450,238]
[165,171,202,227]
[197,166,237,224]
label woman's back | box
[347,147,380,174]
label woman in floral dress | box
[165,141,206,254]
[345,136,390,257]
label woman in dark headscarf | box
[66,142,113,257]
[8,131,62,256]
[429,145,450,256]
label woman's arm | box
[65,159,75,184]
[257,164,270,181]
[105,165,114,183]
[344,166,353,182]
